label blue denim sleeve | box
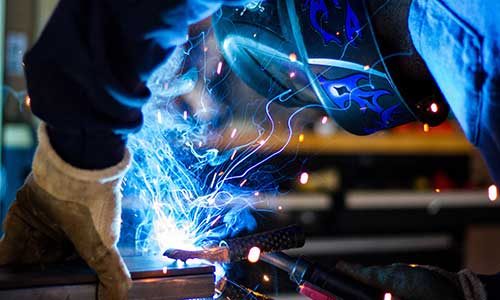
[408,0,500,185]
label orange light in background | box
[384,293,392,300]
[248,247,261,263]
[289,53,297,62]
[299,134,305,143]
[299,172,309,185]
[435,188,441,193]
[488,185,498,202]
[24,95,31,108]
[423,123,430,133]
[430,102,439,113]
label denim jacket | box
[409,0,500,185]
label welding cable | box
[262,252,395,300]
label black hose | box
[224,225,305,262]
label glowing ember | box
[384,293,392,300]
[423,123,430,133]
[299,134,305,143]
[24,96,31,108]
[231,128,238,139]
[263,274,270,282]
[299,172,309,185]
[248,247,261,263]
[488,185,498,202]
[289,53,297,62]
[430,102,439,113]
[217,61,223,75]
[435,188,441,193]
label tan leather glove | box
[336,261,487,300]
[0,123,132,300]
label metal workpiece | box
[0,256,215,300]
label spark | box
[263,274,270,282]
[162,266,168,274]
[157,111,163,124]
[278,205,283,210]
[183,110,188,120]
[299,172,309,185]
[299,133,305,143]
[363,65,370,70]
[247,247,261,263]
[430,102,439,113]
[217,61,223,75]
[254,191,260,196]
[435,188,441,193]
[384,293,392,300]
[289,72,296,78]
[289,53,297,62]
[258,140,266,146]
[423,123,430,132]
[489,185,498,202]
[240,179,248,187]
[231,128,238,139]
[230,149,237,160]
[321,116,328,124]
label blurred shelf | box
[236,131,474,155]
[282,132,473,155]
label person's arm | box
[0,2,251,300]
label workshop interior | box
[0,1,499,299]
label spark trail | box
[121,48,307,262]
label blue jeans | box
[409,0,500,185]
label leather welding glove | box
[0,123,132,300]
[336,261,487,300]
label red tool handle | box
[299,282,338,300]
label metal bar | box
[0,274,215,300]
[0,256,215,299]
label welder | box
[0,1,498,300]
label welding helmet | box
[213,0,449,135]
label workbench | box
[0,256,215,300]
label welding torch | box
[164,225,397,300]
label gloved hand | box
[336,261,487,300]
[0,124,132,300]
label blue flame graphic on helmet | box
[319,73,406,134]
[305,0,362,45]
